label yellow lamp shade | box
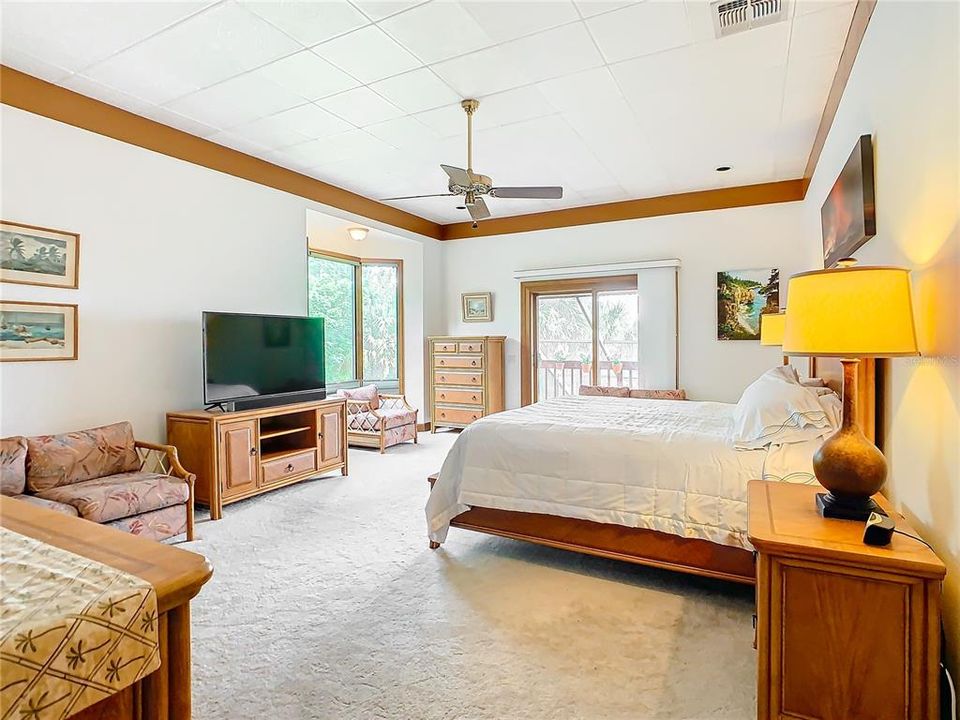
[783,266,918,357]
[760,311,786,346]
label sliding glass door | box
[535,293,593,400]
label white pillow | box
[732,367,838,449]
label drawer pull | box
[471,360,477,366]
[439,376,446,382]
[285,463,294,473]
[472,377,478,383]
[472,395,478,401]
[440,393,446,399]
[249,447,257,456]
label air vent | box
[712,0,788,37]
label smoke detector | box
[712,0,789,37]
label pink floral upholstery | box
[26,422,140,493]
[578,385,630,398]
[11,494,79,517]
[347,408,417,432]
[382,424,417,447]
[107,504,187,541]
[629,388,688,400]
[36,471,190,523]
[1,436,27,496]
[341,384,380,410]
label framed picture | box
[820,134,876,268]
[1,220,80,289]
[462,292,492,322]
[717,269,780,341]
[0,301,78,362]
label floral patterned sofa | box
[0,422,195,541]
[339,385,419,453]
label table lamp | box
[782,262,918,520]
[760,311,787,364]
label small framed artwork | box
[0,301,78,362]
[821,134,876,268]
[1,220,80,289]
[462,292,492,322]
[717,268,780,341]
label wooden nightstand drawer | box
[435,388,483,405]
[435,406,483,425]
[434,355,482,369]
[433,342,457,353]
[458,341,483,353]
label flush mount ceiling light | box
[347,227,368,241]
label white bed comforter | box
[426,395,820,549]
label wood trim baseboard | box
[801,0,877,194]
[417,422,431,432]
[440,180,805,239]
[0,66,443,239]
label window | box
[308,252,403,392]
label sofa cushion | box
[348,408,416,432]
[36,471,189,523]
[629,388,688,401]
[26,422,140,492]
[578,385,630,398]
[11,494,80,517]
[1,436,27,496]
[342,384,380,410]
[107,504,187,542]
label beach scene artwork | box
[0,302,77,361]
[717,268,780,341]
[1,221,80,288]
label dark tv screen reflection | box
[203,312,325,403]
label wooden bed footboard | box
[427,474,756,585]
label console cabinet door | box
[218,420,258,498]
[318,408,342,466]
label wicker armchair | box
[344,391,419,453]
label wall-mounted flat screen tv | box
[203,312,325,405]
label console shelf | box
[167,398,348,520]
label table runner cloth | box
[1,527,161,719]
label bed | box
[425,358,878,585]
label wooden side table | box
[748,481,945,720]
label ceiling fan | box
[381,99,563,224]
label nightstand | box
[748,480,945,720]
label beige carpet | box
[182,431,757,719]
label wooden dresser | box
[428,335,505,432]
[167,397,347,520]
[748,481,945,720]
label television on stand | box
[202,311,326,411]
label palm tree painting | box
[1,221,80,288]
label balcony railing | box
[536,360,643,400]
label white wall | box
[442,202,808,406]
[306,211,443,421]
[0,105,433,441]
[801,0,960,676]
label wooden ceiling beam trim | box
[439,179,806,240]
[0,66,443,240]
[801,0,877,195]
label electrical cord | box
[891,528,936,553]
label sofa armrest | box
[135,440,195,541]
[346,399,381,417]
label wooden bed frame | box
[426,357,880,585]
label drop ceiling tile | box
[574,1,639,18]
[140,106,220,138]
[241,0,369,46]
[252,50,360,101]
[789,1,856,59]
[312,25,420,84]
[230,115,312,150]
[267,103,355,139]
[379,2,495,64]
[364,116,442,148]
[431,46,525,98]
[413,105,473,137]
[318,86,405,126]
[284,129,394,166]
[166,73,306,129]
[370,68,460,114]
[85,2,300,104]
[794,0,855,17]
[206,129,272,156]
[499,22,604,84]
[61,74,153,115]
[461,1,580,43]
[351,0,428,21]
[586,0,693,63]
[0,1,208,72]
[471,86,558,130]
[539,67,625,112]
[781,50,841,124]
[0,47,73,84]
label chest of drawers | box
[429,336,505,431]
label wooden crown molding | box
[801,0,877,195]
[0,66,443,240]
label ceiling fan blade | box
[441,164,473,187]
[489,186,564,199]
[381,193,455,201]
[467,197,491,221]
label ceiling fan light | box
[347,227,368,242]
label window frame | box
[308,250,404,394]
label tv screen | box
[203,312,325,404]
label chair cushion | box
[348,408,416,432]
[1,436,27,496]
[26,422,140,493]
[11,494,80,517]
[107,504,187,542]
[342,384,379,410]
[629,388,688,401]
[36,471,189,523]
